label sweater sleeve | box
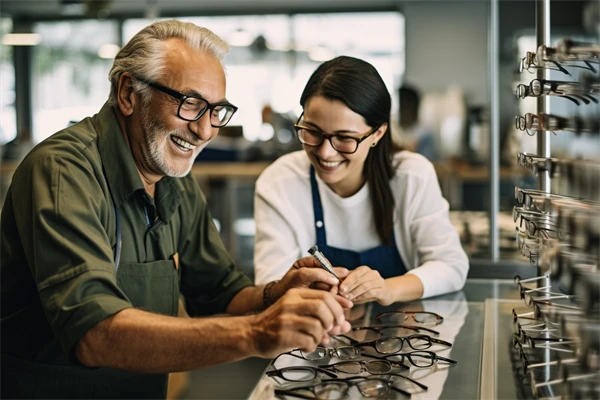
[402,157,469,298]
[253,159,306,285]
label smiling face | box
[301,96,387,197]
[128,38,227,180]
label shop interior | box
[1,0,598,399]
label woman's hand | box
[338,266,393,305]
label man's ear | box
[116,73,137,117]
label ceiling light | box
[98,43,121,59]
[2,33,41,46]
[308,46,335,62]
[229,29,254,47]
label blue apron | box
[310,167,407,279]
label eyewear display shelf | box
[246,285,526,400]
[512,0,600,399]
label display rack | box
[511,0,600,398]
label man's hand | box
[250,288,352,359]
[270,256,350,301]
[338,266,393,305]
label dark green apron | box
[1,257,181,399]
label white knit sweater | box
[253,150,469,299]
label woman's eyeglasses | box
[294,112,380,154]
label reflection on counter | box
[249,293,481,400]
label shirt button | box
[316,221,323,228]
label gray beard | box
[141,108,193,178]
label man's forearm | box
[75,308,258,373]
[226,285,270,314]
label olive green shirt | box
[1,103,253,364]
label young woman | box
[253,56,468,305]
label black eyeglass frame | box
[266,366,338,383]
[273,376,413,400]
[362,350,458,368]
[133,75,238,127]
[293,112,380,154]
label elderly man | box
[1,20,351,399]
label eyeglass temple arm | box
[270,351,307,366]
[382,373,429,391]
[436,355,458,364]
[430,337,453,347]
[274,389,316,400]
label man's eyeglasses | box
[374,310,443,326]
[134,76,238,127]
[293,112,380,154]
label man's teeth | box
[319,160,341,168]
[172,136,196,151]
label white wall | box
[402,0,489,106]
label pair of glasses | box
[267,366,338,383]
[515,112,600,136]
[352,324,440,337]
[514,186,580,214]
[374,311,443,326]
[271,347,361,366]
[517,152,563,177]
[515,79,599,105]
[317,360,395,375]
[134,75,238,127]
[363,350,457,368]
[274,376,413,399]
[340,334,452,355]
[520,41,600,76]
[294,112,380,154]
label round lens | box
[282,368,317,382]
[331,136,358,154]
[375,337,403,354]
[413,313,438,325]
[408,351,435,368]
[336,347,360,360]
[334,362,361,374]
[531,80,543,96]
[356,379,389,398]
[303,348,326,360]
[366,361,392,374]
[407,335,431,350]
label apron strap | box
[310,166,327,247]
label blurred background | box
[1,0,599,279]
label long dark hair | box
[299,56,402,245]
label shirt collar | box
[95,102,184,222]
